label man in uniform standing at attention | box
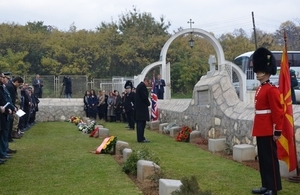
[251,47,283,195]
[135,77,151,143]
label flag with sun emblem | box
[277,31,297,172]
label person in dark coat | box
[124,86,135,129]
[289,63,298,104]
[32,74,43,98]
[154,74,166,99]
[135,77,151,143]
[6,76,24,139]
[83,90,90,117]
[63,76,72,98]
[87,89,98,120]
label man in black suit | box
[63,76,72,98]
[32,74,43,98]
[135,77,151,143]
[155,74,165,99]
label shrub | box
[122,146,160,175]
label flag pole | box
[284,30,300,182]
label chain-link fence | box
[18,75,134,98]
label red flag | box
[277,32,298,172]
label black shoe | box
[252,187,267,194]
[0,155,12,159]
[0,159,7,163]
[263,190,277,195]
[142,139,150,143]
[8,148,17,154]
[12,132,21,139]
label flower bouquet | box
[77,120,96,134]
[70,116,81,125]
[175,126,192,142]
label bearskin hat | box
[252,47,277,75]
[124,80,133,89]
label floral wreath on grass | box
[101,136,117,154]
[77,120,96,134]
[175,126,192,142]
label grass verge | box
[1,121,298,195]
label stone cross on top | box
[187,19,194,28]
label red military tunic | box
[252,82,283,136]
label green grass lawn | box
[1,121,298,195]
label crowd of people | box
[83,82,135,125]
[83,78,152,143]
[0,73,40,165]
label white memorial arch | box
[134,28,246,102]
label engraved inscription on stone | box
[198,90,210,105]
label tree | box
[274,20,300,50]
[218,29,255,61]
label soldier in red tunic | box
[251,47,284,195]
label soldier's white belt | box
[255,109,271,114]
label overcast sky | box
[0,0,299,36]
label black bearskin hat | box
[124,80,133,89]
[252,47,277,75]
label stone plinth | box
[190,131,201,142]
[122,148,132,162]
[98,128,109,138]
[159,179,182,195]
[137,160,160,183]
[233,144,255,162]
[279,160,297,178]
[95,124,104,129]
[159,123,168,134]
[148,120,160,130]
[115,141,129,155]
[169,126,181,137]
[208,138,226,152]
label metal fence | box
[20,75,133,98]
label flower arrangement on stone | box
[101,136,117,154]
[70,116,81,125]
[175,126,192,142]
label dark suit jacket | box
[6,81,17,105]
[155,79,165,93]
[135,82,150,121]
[32,78,43,95]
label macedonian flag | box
[277,32,298,172]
